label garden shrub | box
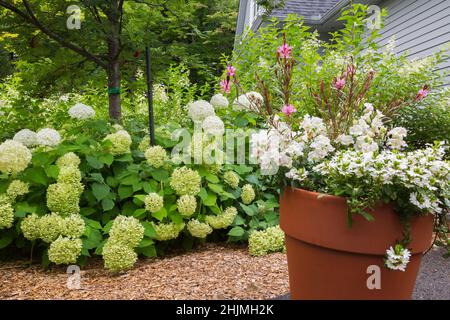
[0,92,280,270]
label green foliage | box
[0,98,281,266]
[232,5,447,130]
[0,0,238,99]
[393,89,450,153]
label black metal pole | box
[145,46,155,146]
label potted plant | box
[225,5,449,299]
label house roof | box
[271,0,342,20]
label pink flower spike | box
[416,86,430,101]
[281,104,296,116]
[347,64,356,77]
[277,43,292,59]
[333,77,346,90]
[220,79,231,94]
[226,65,236,77]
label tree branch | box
[0,0,108,69]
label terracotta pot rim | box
[280,187,435,255]
[283,186,348,205]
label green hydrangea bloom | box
[48,237,82,265]
[189,132,224,165]
[46,183,81,215]
[205,206,237,229]
[207,163,222,175]
[241,184,256,204]
[104,130,132,155]
[56,152,80,168]
[248,225,285,256]
[144,193,164,213]
[61,214,85,239]
[102,242,138,272]
[0,140,32,174]
[6,180,29,202]
[176,195,197,217]
[224,171,240,189]
[21,213,41,240]
[152,222,185,241]
[170,167,201,196]
[0,195,14,229]
[109,215,144,248]
[57,166,82,185]
[187,219,212,239]
[38,213,64,243]
[145,145,168,168]
[138,136,150,152]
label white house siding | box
[376,0,450,87]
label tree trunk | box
[107,0,122,120]
[108,60,121,120]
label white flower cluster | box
[188,98,226,138]
[343,103,386,153]
[0,140,32,174]
[233,91,264,112]
[153,84,169,103]
[250,119,295,175]
[387,127,407,150]
[385,244,411,271]
[68,103,96,120]
[12,127,62,148]
[202,115,225,135]
[13,129,37,147]
[250,115,333,175]
[187,100,215,122]
[252,104,449,217]
[36,128,61,147]
[314,143,449,215]
[210,94,229,109]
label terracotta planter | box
[280,187,434,300]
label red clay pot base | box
[280,187,434,300]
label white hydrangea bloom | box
[202,115,225,135]
[187,100,215,122]
[210,93,229,109]
[233,92,264,111]
[36,128,61,147]
[13,129,37,147]
[68,103,95,120]
[0,140,32,174]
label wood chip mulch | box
[0,243,289,300]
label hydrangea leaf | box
[92,183,110,201]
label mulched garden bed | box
[0,243,289,300]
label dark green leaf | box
[86,156,103,169]
[118,185,134,200]
[101,198,115,211]
[228,226,245,237]
[92,183,110,201]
